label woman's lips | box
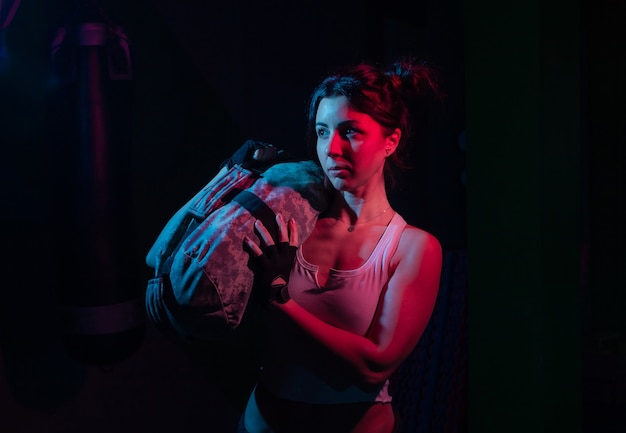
[328,166,350,177]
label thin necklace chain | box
[334,206,392,232]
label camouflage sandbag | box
[145,159,327,341]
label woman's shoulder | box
[389,222,442,298]
[395,221,442,265]
[383,217,442,306]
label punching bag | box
[47,10,144,365]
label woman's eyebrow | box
[315,119,362,128]
[337,119,361,127]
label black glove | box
[220,139,281,170]
[247,241,297,304]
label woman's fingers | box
[276,214,289,243]
[252,145,279,162]
[243,236,263,257]
[276,215,299,246]
[254,219,275,247]
[247,214,299,255]
[287,217,299,247]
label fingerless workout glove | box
[250,242,297,304]
[220,139,280,170]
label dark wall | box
[580,1,626,431]
[465,0,626,432]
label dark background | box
[0,0,624,432]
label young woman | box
[240,58,443,433]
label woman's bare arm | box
[272,227,442,388]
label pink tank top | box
[260,212,407,403]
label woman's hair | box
[305,57,443,189]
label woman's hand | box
[244,214,299,304]
[221,140,281,170]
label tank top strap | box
[373,212,407,270]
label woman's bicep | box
[367,231,442,374]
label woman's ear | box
[385,128,401,155]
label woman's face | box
[315,96,399,194]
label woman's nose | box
[327,132,342,156]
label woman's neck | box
[329,191,391,222]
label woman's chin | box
[329,178,349,191]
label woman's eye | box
[343,128,360,138]
[317,129,328,138]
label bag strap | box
[229,189,279,236]
[151,165,257,278]
[156,187,279,278]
